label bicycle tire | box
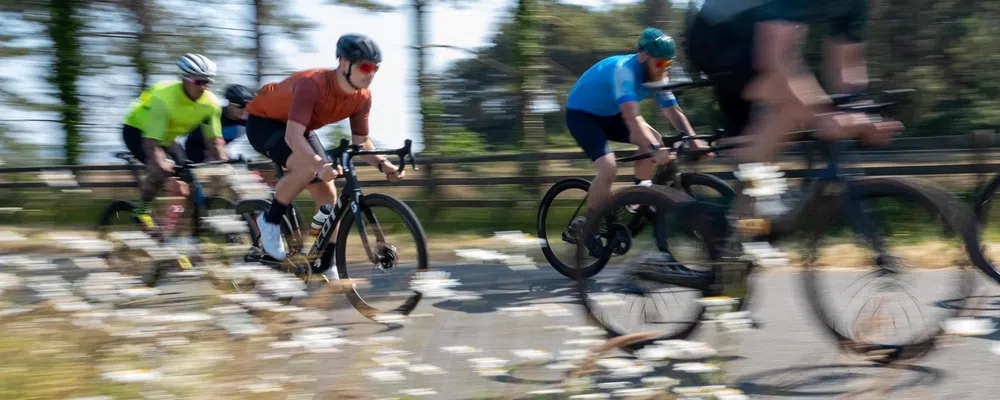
[973,172,1000,224]
[679,172,737,206]
[96,200,162,287]
[801,177,983,363]
[331,193,428,322]
[576,185,738,351]
[539,175,736,280]
[537,178,611,279]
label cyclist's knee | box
[284,152,319,176]
[593,154,617,179]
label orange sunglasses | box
[357,62,380,74]
[654,59,673,70]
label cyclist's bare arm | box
[286,79,326,174]
[749,21,836,122]
[142,137,173,172]
[206,136,226,162]
[352,135,394,171]
[204,111,227,162]
[661,104,697,137]
[824,39,868,93]
[619,101,661,150]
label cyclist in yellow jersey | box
[121,54,227,219]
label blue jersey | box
[565,54,678,117]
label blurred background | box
[2,2,1000,399]
[1,0,998,233]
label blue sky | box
[0,0,682,163]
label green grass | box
[3,188,1000,244]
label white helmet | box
[176,53,217,77]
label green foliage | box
[443,0,1000,146]
[437,127,488,156]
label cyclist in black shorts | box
[685,0,902,211]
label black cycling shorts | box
[122,124,186,165]
[245,115,328,169]
[565,109,633,162]
[685,14,758,137]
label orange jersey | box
[246,69,371,135]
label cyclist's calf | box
[588,154,619,220]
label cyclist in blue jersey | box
[184,84,256,163]
[564,28,705,251]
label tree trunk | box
[46,0,84,165]
[414,0,441,208]
[252,0,265,87]
[516,0,545,197]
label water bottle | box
[163,204,185,233]
[310,204,334,237]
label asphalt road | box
[313,264,1000,399]
[2,235,998,399]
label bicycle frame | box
[306,153,387,265]
[774,138,892,262]
[282,139,415,267]
[119,153,241,237]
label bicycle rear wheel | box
[801,177,982,363]
[537,178,611,279]
[333,193,429,322]
[96,200,163,287]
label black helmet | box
[336,34,382,63]
[224,84,255,106]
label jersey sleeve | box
[202,104,222,139]
[288,77,320,127]
[654,90,678,108]
[830,0,868,43]
[349,93,371,136]
[141,97,170,144]
[612,62,640,105]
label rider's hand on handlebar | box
[689,139,715,161]
[815,112,903,145]
[158,157,176,174]
[317,163,342,182]
[651,147,676,165]
[384,163,404,181]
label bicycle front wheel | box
[576,185,736,351]
[334,193,429,322]
[973,172,1000,284]
[802,177,982,363]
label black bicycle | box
[537,126,734,279]
[970,140,1000,284]
[97,152,247,286]
[576,83,987,363]
[235,139,428,322]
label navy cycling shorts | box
[565,109,633,162]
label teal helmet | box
[637,28,676,60]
